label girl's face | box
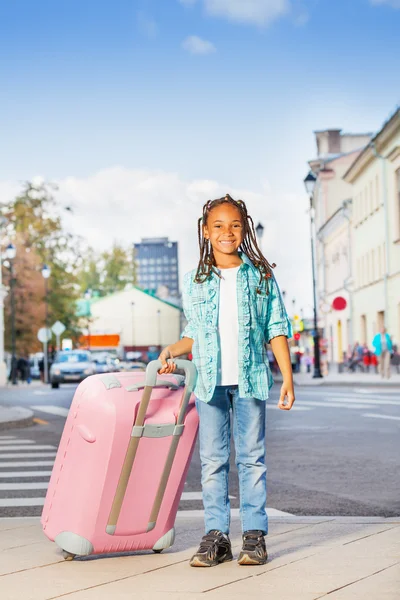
[204,203,244,257]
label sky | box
[0,0,399,315]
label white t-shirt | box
[217,266,240,386]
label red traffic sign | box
[332,296,347,311]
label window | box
[377,246,382,278]
[369,181,373,214]
[365,253,370,284]
[375,175,380,209]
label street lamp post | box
[304,171,323,379]
[130,301,135,352]
[5,244,17,385]
[42,264,51,383]
[255,222,264,250]
[84,289,92,350]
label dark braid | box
[194,194,276,291]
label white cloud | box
[370,0,400,6]
[136,11,158,39]
[0,167,312,313]
[54,167,311,310]
[203,0,291,26]
[182,35,216,54]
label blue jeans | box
[195,386,268,535]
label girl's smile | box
[204,204,243,266]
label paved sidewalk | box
[291,372,400,387]
[0,405,34,430]
[1,516,399,599]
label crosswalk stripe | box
[0,471,52,478]
[0,482,49,491]
[0,452,57,459]
[0,440,35,446]
[30,405,69,417]
[0,461,55,468]
[0,436,16,440]
[293,400,373,409]
[329,397,400,407]
[362,413,400,422]
[0,445,56,452]
[0,498,45,507]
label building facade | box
[80,286,182,356]
[344,109,400,347]
[309,129,372,364]
[133,237,179,298]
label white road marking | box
[362,413,400,422]
[267,405,311,411]
[293,400,373,409]
[0,436,16,440]
[0,471,52,478]
[329,397,400,407]
[0,440,35,446]
[176,508,293,518]
[0,461,54,468]
[30,405,69,417]
[0,452,57,459]
[0,482,49,491]
[33,391,53,396]
[0,445,56,452]
[0,498,45,507]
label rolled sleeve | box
[265,275,293,342]
[180,271,196,340]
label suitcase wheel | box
[153,549,163,554]
[62,551,76,561]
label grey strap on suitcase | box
[106,359,197,535]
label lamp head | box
[304,171,317,196]
[42,264,51,279]
[5,243,16,260]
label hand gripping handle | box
[145,359,197,393]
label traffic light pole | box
[309,196,323,379]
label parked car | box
[49,350,96,388]
[117,360,147,372]
[92,353,115,374]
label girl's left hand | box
[278,382,295,410]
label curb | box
[0,406,35,431]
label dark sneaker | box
[237,530,268,565]
[189,530,233,567]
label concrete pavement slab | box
[327,562,400,599]
[0,518,398,599]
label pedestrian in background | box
[390,344,399,374]
[158,195,294,567]
[372,327,393,379]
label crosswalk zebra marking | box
[0,482,49,491]
[0,471,53,478]
[0,440,36,446]
[362,413,400,422]
[0,452,57,459]
[0,461,55,468]
[0,498,45,508]
[0,445,56,452]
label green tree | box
[101,242,136,296]
[2,180,81,347]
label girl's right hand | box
[158,346,177,374]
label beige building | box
[309,130,372,364]
[344,108,400,347]
[81,286,182,355]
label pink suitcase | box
[41,359,198,560]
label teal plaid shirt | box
[181,253,293,403]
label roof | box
[343,106,400,182]
[76,285,182,317]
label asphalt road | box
[0,380,399,519]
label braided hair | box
[194,194,276,290]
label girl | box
[158,195,295,567]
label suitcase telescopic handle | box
[145,359,197,393]
[106,359,197,535]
